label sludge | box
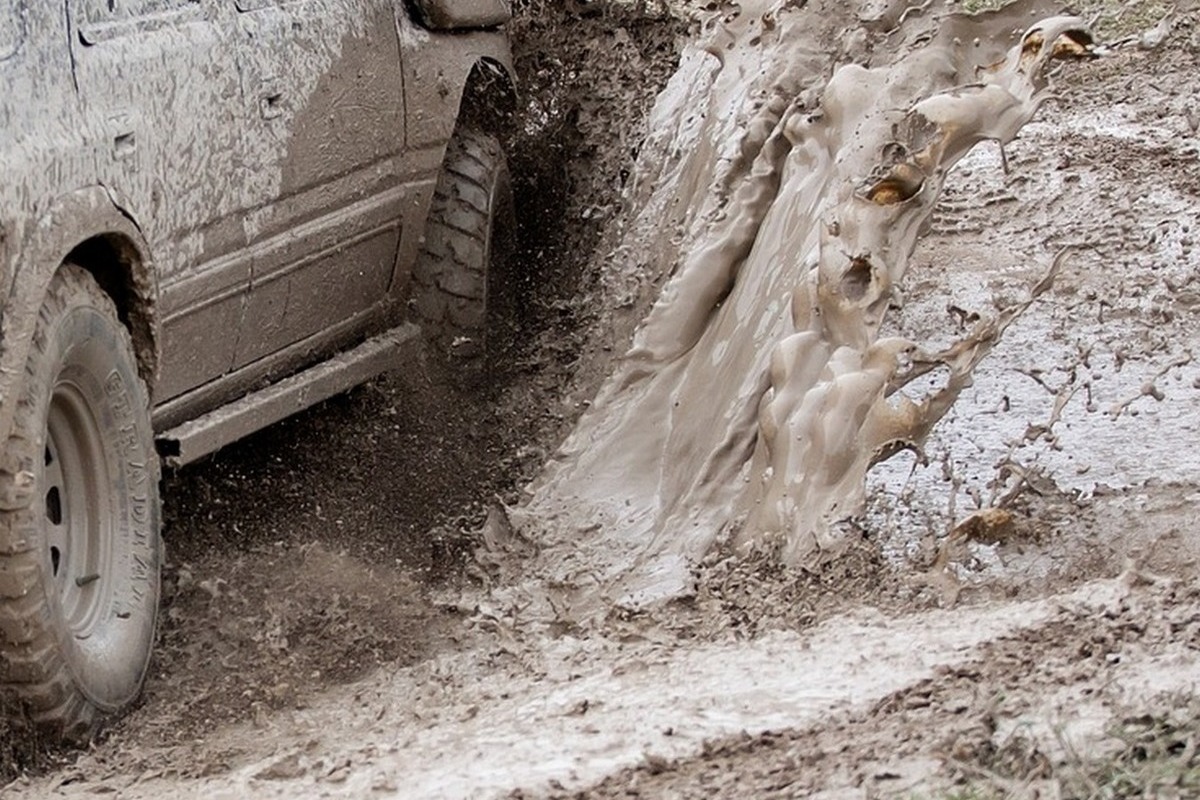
[518,0,1099,611]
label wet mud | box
[579,576,1200,799]
[5,0,1200,797]
[515,0,1108,614]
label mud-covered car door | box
[228,0,408,367]
[67,0,251,402]
[0,0,24,62]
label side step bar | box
[157,323,421,468]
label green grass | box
[936,789,1004,800]
[1082,710,1200,798]
[961,0,1007,13]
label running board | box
[157,323,421,468]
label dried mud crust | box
[411,128,515,362]
[0,265,160,744]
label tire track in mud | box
[574,579,1200,799]
[11,577,1192,798]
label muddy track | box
[0,0,691,785]
[578,579,1200,799]
[5,1,1200,797]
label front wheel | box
[411,127,516,365]
[0,264,161,741]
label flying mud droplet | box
[516,0,1105,616]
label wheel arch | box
[396,31,517,303]
[64,233,158,389]
[455,56,519,137]
[400,17,516,151]
[0,186,159,441]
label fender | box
[400,16,516,150]
[0,185,159,443]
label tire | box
[411,127,516,364]
[0,264,161,742]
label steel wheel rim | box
[43,379,113,639]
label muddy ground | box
[4,1,1200,798]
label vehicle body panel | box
[0,0,513,467]
[67,0,248,400]
[227,0,407,371]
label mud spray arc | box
[516,0,1101,614]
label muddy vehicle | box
[0,0,515,740]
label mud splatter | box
[517,0,1101,611]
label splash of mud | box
[515,0,1099,613]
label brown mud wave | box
[512,0,1104,615]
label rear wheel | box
[0,264,160,742]
[411,127,516,366]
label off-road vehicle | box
[0,0,515,740]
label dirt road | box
[5,1,1200,797]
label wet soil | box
[5,1,1200,797]
[576,576,1200,799]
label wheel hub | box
[43,380,113,639]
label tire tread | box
[411,128,512,361]
[0,265,160,743]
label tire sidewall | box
[21,278,160,713]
